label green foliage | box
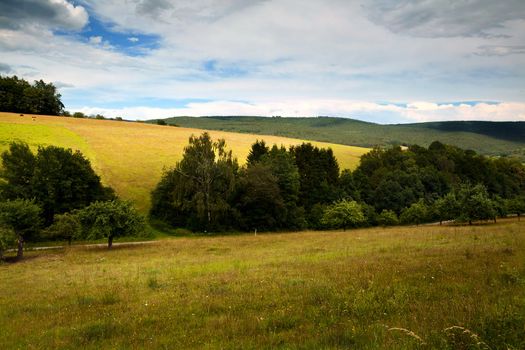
[156,119,166,126]
[246,140,269,165]
[377,209,399,226]
[290,143,340,224]
[321,199,365,230]
[433,192,460,224]
[0,75,64,115]
[261,145,306,230]
[43,212,81,245]
[400,200,428,225]
[72,112,86,118]
[507,196,525,220]
[150,133,238,232]
[0,199,42,258]
[233,164,285,231]
[0,226,16,260]
[76,200,145,248]
[457,184,496,224]
[0,141,35,200]
[0,142,114,225]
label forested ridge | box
[161,116,525,160]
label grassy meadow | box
[1,220,524,349]
[0,112,369,213]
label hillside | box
[0,112,369,213]
[159,116,525,159]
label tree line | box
[151,133,525,232]
[0,143,144,260]
[0,75,64,116]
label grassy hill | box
[160,116,525,159]
[1,220,523,349]
[0,112,369,213]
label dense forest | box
[151,133,525,232]
[0,75,64,116]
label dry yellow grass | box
[0,112,369,212]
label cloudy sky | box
[1,0,524,123]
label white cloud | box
[89,36,102,45]
[76,100,525,123]
[128,37,139,42]
[1,0,524,123]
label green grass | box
[1,219,524,349]
[163,116,525,159]
[0,112,369,213]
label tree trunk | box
[0,247,3,261]
[17,235,24,259]
[469,220,472,225]
[108,236,113,249]
[68,236,72,246]
[439,220,442,225]
[518,214,521,221]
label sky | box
[1,0,524,123]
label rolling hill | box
[0,112,369,213]
[158,116,525,159]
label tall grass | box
[1,219,523,349]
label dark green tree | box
[150,133,238,232]
[457,183,496,225]
[0,75,64,115]
[234,164,285,231]
[507,196,525,221]
[290,143,340,221]
[400,200,428,225]
[247,140,269,165]
[0,199,42,259]
[0,142,35,200]
[261,145,305,229]
[31,146,114,225]
[76,200,145,248]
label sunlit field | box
[1,219,523,349]
[0,112,369,213]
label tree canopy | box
[0,142,114,225]
[0,75,64,115]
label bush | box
[321,199,365,230]
[0,227,16,260]
[377,209,399,226]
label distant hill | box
[156,116,525,159]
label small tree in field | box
[321,199,365,231]
[76,200,145,248]
[377,209,399,227]
[507,196,525,221]
[0,199,42,259]
[433,192,460,225]
[400,200,428,226]
[457,184,496,225]
[43,212,81,245]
